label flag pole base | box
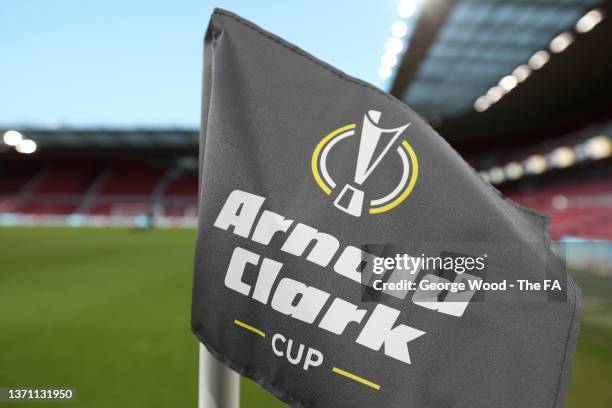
[199,342,240,408]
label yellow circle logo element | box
[311,112,418,217]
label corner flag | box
[192,9,581,407]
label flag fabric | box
[192,9,581,408]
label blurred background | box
[1,0,610,406]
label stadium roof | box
[392,0,604,118]
[390,0,612,161]
[0,128,198,150]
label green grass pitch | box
[0,227,610,407]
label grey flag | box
[192,9,581,408]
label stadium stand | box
[507,176,612,240]
[0,138,609,239]
[0,153,198,227]
[162,173,198,217]
[84,161,165,216]
[385,0,612,243]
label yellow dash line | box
[332,367,381,390]
[233,320,265,338]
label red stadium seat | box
[506,177,612,240]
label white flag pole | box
[199,342,240,408]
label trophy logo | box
[311,110,418,217]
